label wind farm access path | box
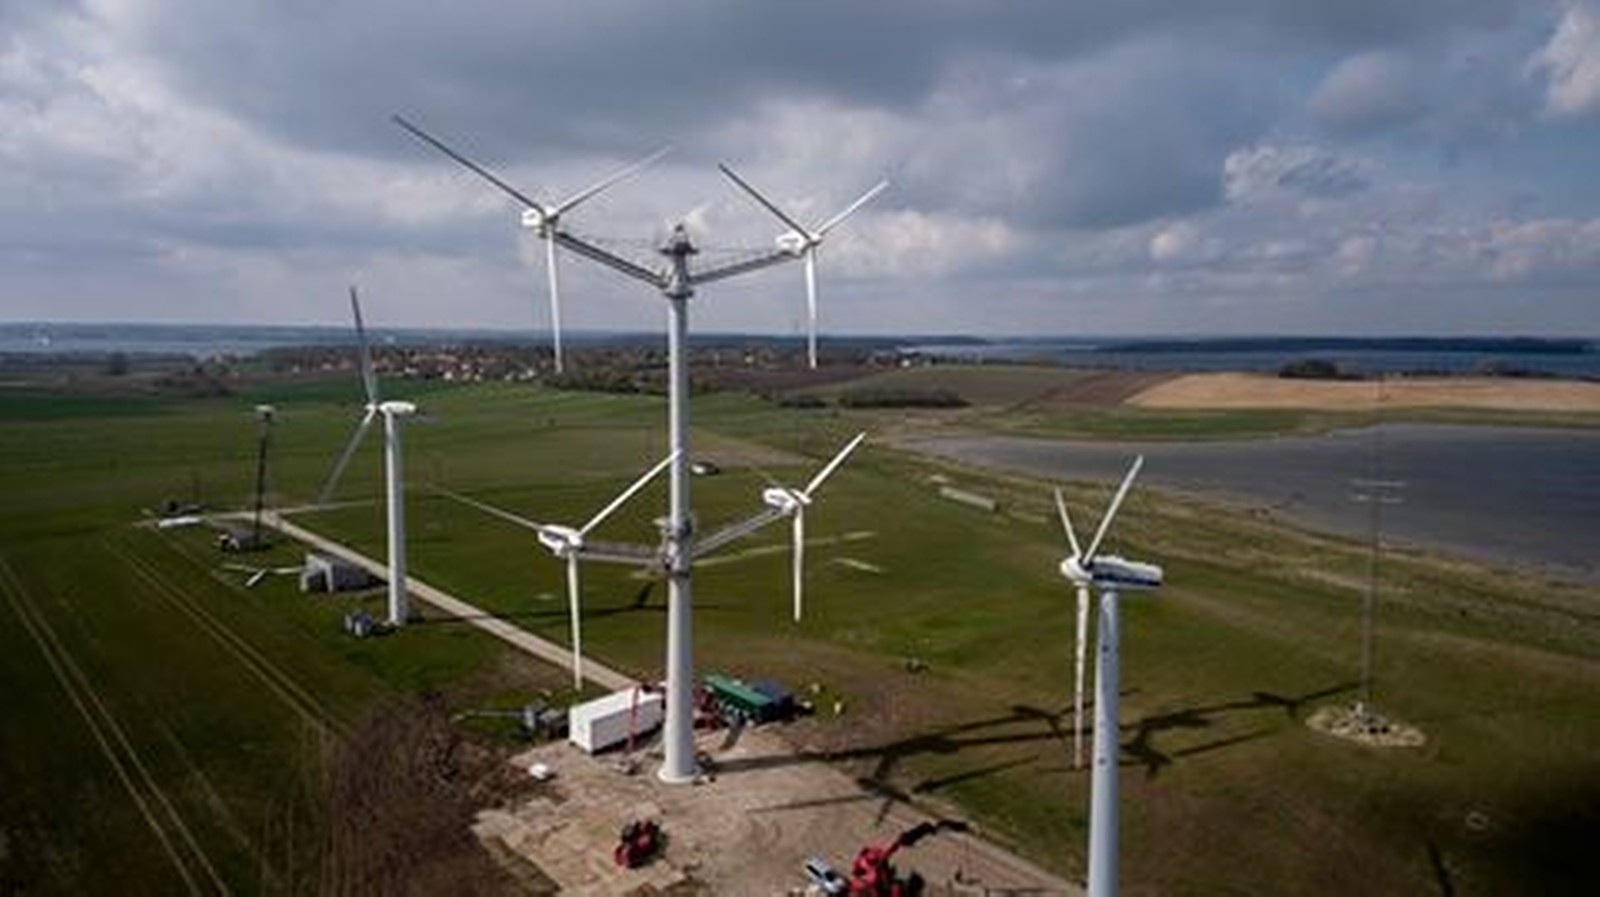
[262,510,637,692]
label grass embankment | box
[2,375,1596,894]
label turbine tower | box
[393,115,666,375]
[319,287,418,628]
[250,403,275,548]
[398,117,875,783]
[717,164,888,369]
[1052,457,1163,897]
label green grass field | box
[1,375,1596,894]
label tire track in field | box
[106,537,348,741]
[0,556,227,896]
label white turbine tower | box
[393,114,666,375]
[318,287,417,628]
[717,164,888,369]
[437,454,674,691]
[1053,456,1163,897]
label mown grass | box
[1,376,1596,894]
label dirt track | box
[1128,373,1600,412]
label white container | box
[567,689,664,754]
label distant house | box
[299,552,380,594]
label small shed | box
[300,552,380,593]
[216,522,269,553]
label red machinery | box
[848,820,968,896]
[614,819,662,869]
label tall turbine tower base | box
[658,231,699,784]
[1087,589,1120,897]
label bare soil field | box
[1128,373,1600,412]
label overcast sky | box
[3,1,1599,336]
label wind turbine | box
[717,164,888,369]
[437,454,674,691]
[318,287,418,628]
[393,114,666,375]
[696,433,867,622]
[1052,456,1163,897]
[394,114,874,784]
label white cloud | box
[1528,1,1600,116]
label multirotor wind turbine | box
[393,114,666,375]
[318,287,418,628]
[1053,456,1163,897]
[718,164,888,369]
[436,454,674,691]
[395,113,871,784]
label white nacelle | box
[538,524,582,556]
[379,400,417,417]
[1061,555,1164,590]
[520,208,549,231]
[775,231,809,255]
[762,487,806,514]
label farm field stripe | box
[107,537,347,740]
[0,557,215,896]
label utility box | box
[300,552,379,593]
[567,689,663,754]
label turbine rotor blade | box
[1074,584,1089,769]
[318,408,377,504]
[350,286,378,404]
[804,250,819,370]
[792,510,805,622]
[803,432,867,497]
[1054,487,1083,557]
[567,554,583,690]
[717,162,811,239]
[545,237,564,375]
[551,145,671,217]
[580,450,679,536]
[1084,455,1144,563]
[392,113,549,217]
[815,179,889,236]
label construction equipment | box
[613,819,662,868]
[847,819,968,896]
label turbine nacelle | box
[762,486,808,514]
[378,400,417,417]
[520,207,552,234]
[1060,555,1164,591]
[537,524,583,557]
[775,231,812,256]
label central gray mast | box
[659,225,698,781]
[394,114,840,783]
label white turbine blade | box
[350,286,378,404]
[792,509,805,622]
[717,162,810,238]
[567,554,583,691]
[545,237,565,375]
[392,114,549,216]
[1084,455,1144,563]
[431,486,547,534]
[814,179,889,236]
[318,408,377,503]
[804,249,819,370]
[1074,584,1089,769]
[551,146,671,217]
[1054,488,1083,557]
[246,569,269,588]
[580,450,679,536]
[803,432,867,497]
